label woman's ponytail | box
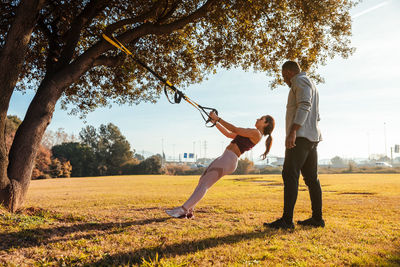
[261,115,275,160]
[262,134,273,160]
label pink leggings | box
[183,149,238,210]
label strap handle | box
[199,106,218,128]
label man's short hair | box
[282,61,301,73]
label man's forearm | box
[290,123,301,135]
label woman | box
[165,111,275,218]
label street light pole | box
[384,122,387,157]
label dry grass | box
[1,174,399,266]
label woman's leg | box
[182,150,237,210]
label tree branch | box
[144,0,217,35]
[37,17,62,70]
[93,55,124,67]
[50,0,217,92]
[59,0,107,66]
[104,0,162,35]
[156,0,183,25]
[0,0,46,100]
[111,0,216,47]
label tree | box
[5,115,57,180]
[80,123,134,175]
[120,155,163,175]
[52,142,97,177]
[60,161,72,178]
[97,123,134,175]
[120,158,141,175]
[5,116,22,138]
[331,156,345,168]
[49,158,63,178]
[235,158,254,174]
[0,0,356,211]
[134,153,145,161]
[41,128,78,150]
[5,115,22,152]
[31,145,52,179]
[138,155,163,174]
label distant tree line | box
[6,115,162,179]
[6,116,72,179]
[6,115,288,178]
[52,123,163,177]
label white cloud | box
[352,1,390,19]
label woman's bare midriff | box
[226,143,242,157]
[227,136,260,157]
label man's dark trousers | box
[282,137,322,223]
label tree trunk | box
[3,40,101,210]
[0,0,45,211]
[6,76,64,211]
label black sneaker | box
[297,217,325,228]
[263,218,295,229]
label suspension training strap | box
[102,33,218,127]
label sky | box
[8,0,400,163]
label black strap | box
[104,34,218,127]
[174,90,183,103]
[198,106,218,128]
[164,85,184,104]
[164,86,175,104]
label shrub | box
[163,164,191,175]
[234,158,254,174]
[34,174,52,180]
[254,166,282,174]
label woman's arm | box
[216,122,236,139]
[210,112,260,139]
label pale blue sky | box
[8,0,400,162]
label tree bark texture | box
[0,0,45,211]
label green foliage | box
[134,153,145,161]
[80,123,134,175]
[121,155,163,175]
[331,156,345,167]
[139,155,163,174]
[52,142,97,177]
[53,124,164,176]
[234,158,255,174]
[4,115,71,179]
[5,115,22,136]
[2,0,356,117]
[60,160,72,178]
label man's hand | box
[286,123,301,149]
[285,131,296,149]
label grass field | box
[1,174,399,266]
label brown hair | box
[282,60,301,73]
[261,115,275,160]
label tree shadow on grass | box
[1,206,290,266]
[388,251,400,266]
[86,230,400,266]
[0,216,171,251]
[87,228,287,266]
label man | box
[265,61,324,229]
